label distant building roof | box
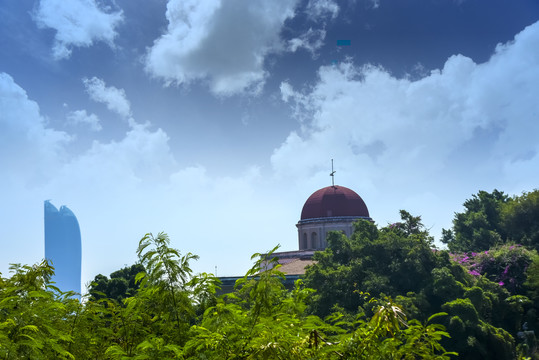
[300,185,370,220]
[263,250,317,276]
[278,258,316,275]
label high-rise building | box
[44,200,81,295]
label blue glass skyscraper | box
[44,201,81,295]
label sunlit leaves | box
[0,232,459,359]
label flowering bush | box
[450,244,536,294]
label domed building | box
[269,184,372,278]
[218,183,372,293]
[297,185,372,250]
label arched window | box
[311,232,318,249]
[302,233,308,250]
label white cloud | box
[305,0,339,20]
[83,77,131,119]
[0,72,73,269]
[0,72,72,183]
[67,109,102,131]
[1,72,300,293]
[278,80,313,122]
[288,28,326,56]
[273,21,539,237]
[34,0,123,59]
[145,0,299,96]
[279,82,294,103]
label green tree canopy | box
[305,211,438,317]
[304,209,537,359]
[442,189,539,253]
[88,263,145,302]
[442,189,510,252]
[502,190,539,252]
[0,234,457,359]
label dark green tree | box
[88,263,145,302]
[502,189,539,252]
[443,188,539,254]
[525,254,539,301]
[305,210,529,359]
[442,190,511,252]
[305,211,437,317]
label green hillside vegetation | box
[0,189,537,359]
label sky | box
[1,0,539,291]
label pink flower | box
[498,281,504,286]
[468,270,480,276]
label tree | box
[502,189,539,252]
[305,212,437,317]
[135,232,199,344]
[185,246,456,359]
[88,263,145,302]
[4,227,533,359]
[443,189,539,253]
[304,210,528,359]
[442,190,511,252]
[0,261,76,359]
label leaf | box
[28,290,49,298]
[135,271,147,284]
[0,296,18,307]
[136,340,154,351]
[105,345,127,358]
[164,344,183,356]
[21,325,39,333]
[427,312,448,323]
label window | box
[302,233,308,249]
[311,232,318,249]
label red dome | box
[300,185,370,220]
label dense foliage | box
[89,263,145,302]
[0,189,537,359]
[304,209,538,359]
[442,189,539,252]
[1,233,455,359]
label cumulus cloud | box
[67,109,102,131]
[34,0,123,59]
[1,71,298,291]
[0,72,73,268]
[0,72,72,182]
[273,21,539,236]
[83,77,131,119]
[145,0,299,96]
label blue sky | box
[1,0,539,290]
